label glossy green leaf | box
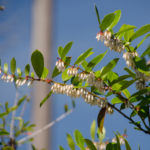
[74,130,85,149]
[100,13,115,31]
[81,60,88,70]
[10,57,16,74]
[134,33,150,50]
[66,133,75,150]
[141,45,150,57]
[124,28,135,42]
[106,143,118,150]
[4,63,8,74]
[74,48,93,65]
[61,41,73,60]
[25,64,30,76]
[108,10,121,30]
[100,58,119,77]
[58,46,63,58]
[62,68,72,81]
[87,50,107,71]
[95,5,101,27]
[115,24,136,37]
[125,139,131,150]
[122,89,131,98]
[52,66,61,78]
[41,67,49,79]
[97,107,106,133]
[130,24,150,41]
[40,91,52,107]
[84,139,97,150]
[90,120,96,141]
[120,80,136,91]
[111,97,123,104]
[31,50,44,78]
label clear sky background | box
[0,0,150,150]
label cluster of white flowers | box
[51,82,107,107]
[106,106,114,114]
[96,31,125,53]
[55,59,65,72]
[78,72,88,81]
[87,72,105,93]
[16,79,32,87]
[1,74,14,83]
[67,67,78,76]
[112,136,125,145]
[123,52,138,68]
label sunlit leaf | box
[74,48,93,65]
[125,139,131,150]
[58,46,63,58]
[100,13,115,31]
[10,57,16,74]
[90,120,96,141]
[129,24,150,41]
[41,67,49,79]
[66,133,75,150]
[108,10,121,30]
[4,63,8,74]
[94,5,101,27]
[61,41,73,60]
[25,64,30,76]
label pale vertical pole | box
[31,0,52,149]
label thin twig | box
[10,89,19,138]
[109,103,150,135]
[17,109,74,146]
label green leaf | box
[31,50,44,78]
[108,10,121,30]
[116,135,121,150]
[100,58,119,77]
[59,146,65,150]
[97,107,106,133]
[110,75,131,86]
[40,91,52,107]
[74,130,85,149]
[17,68,22,77]
[4,63,8,74]
[111,97,123,104]
[81,60,88,70]
[17,96,26,106]
[0,129,9,136]
[62,68,72,81]
[100,13,115,31]
[141,45,150,57]
[97,127,106,142]
[52,66,61,78]
[115,24,136,37]
[124,67,136,79]
[124,28,135,42]
[25,64,30,76]
[106,143,117,150]
[125,139,131,150]
[90,120,96,141]
[130,24,150,41]
[61,41,73,60]
[31,72,34,78]
[41,67,49,79]
[95,5,101,27]
[87,50,107,71]
[84,139,97,150]
[134,33,150,50]
[122,89,131,98]
[58,46,63,58]
[64,104,68,112]
[31,144,38,150]
[10,57,16,74]
[66,133,75,150]
[74,48,93,65]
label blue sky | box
[0,0,150,149]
